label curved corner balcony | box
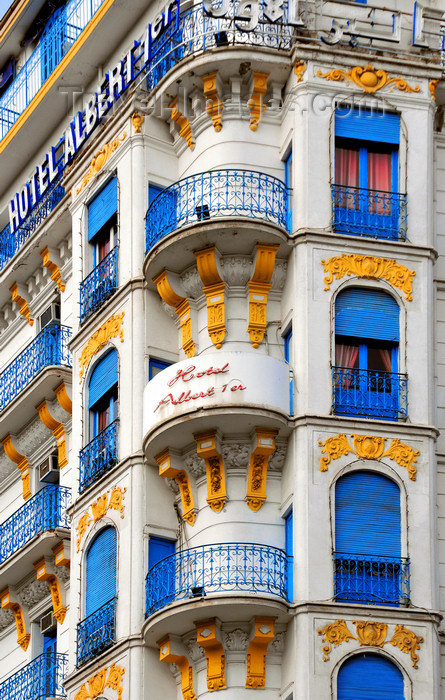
[77,597,116,667]
[145,170,289,253]
[334,553,410,606]
[0,652,67,699]
[332,184,407,241]
[332,367,408,421]
[80,247,119,324]
[79,420,119,492]
[0,485,71,565]
[145,542,288,617]
[0,324,71,413]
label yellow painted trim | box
[0,0,117,155]
[201,73,223,132]
[153,270,195,358]
[0,587,30,650]
[78,312,125,382]
[169,97,195,150]
[36,400,68,468]
[246,429,278,511]
[1,434,31,499]
[158,636,197,700]
[74,664,126,700]
[34,558,66,624]
[195,430,227,512]
[195,247,226,349]
[53,541,70,575]
[248,244,279,348]
[156,449,196,525]
[54,381,72,415]
[246,617,275,689]
[321,253,415,301]
[248,72,269,131]
[195,619,226,691]
[40,247,65,292]
[10,282,34,325]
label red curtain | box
[335,147,359,209]
[378,348,392,372]
[368,151,391,214]
[335,344,359,368]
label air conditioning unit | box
[39,454,59,483]
[40,611,56,635]
[39,302,61,331]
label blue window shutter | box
[88,178,118,241]
[284,510,293,602]
[338,653,405,699]
[335,471,401,557]
[88,349,118,408]
[335,288,400,342]
[86,526,117,616]
[149,536,175,570]
[335,109,400,144]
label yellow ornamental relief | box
[318,433,419,480]
[74,663,125,700]
[353,620,388,647]
[78,312,125,382]
[75,132,126,195]
[317,64,420,95]
[76,487,126,551]
[390,624,424,669]
[321,254,415,301]
[318,620,356,662]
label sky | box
[0,0,11,21]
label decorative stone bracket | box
[158,635,197,700]
[153,270,196,358]
[156,449,196,525]
[0,587,30,650]
[246,617,275,688]
[54,381,72,415]
[248,244,279,348]
[74,663,125,700]
[195,247,226,349]
[169,98,195,150]
[196,619,226,691]
[10,282,33,325]
[248,72,269,131]
[321,254,415,301]
[40,247,66,292]
[53,540,70,574]
[246,429,278,511]
[34,557,66,624]
[195,431,227,512]
[202,72,223,132]
[36,400,68,468]
[1,434,31,499]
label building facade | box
[0,0,444,698]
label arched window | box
[333,287,406,420]
[337,653,405,699]
[88,349,119,438]
[334,471,409,606]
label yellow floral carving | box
[75,132,126,195]
[321,254,415,301]
[382,439,419,481]
[78,312,125,382]
[318,434,353,471]
[429,79,440,101]
[131,111,144,133]
[108,487,127,518]
[389,624,424,668]
[91,493,109,522]
[352,435,385,460]
[105,663,126,700]
[76,512,92,552]
[353,620,388,648]
[75,665,125,700]
[76,487,126,551]
[317,620,356,661]
[294,61,305,82]
[317,65,420,94]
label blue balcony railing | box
[0,174,65,271]
[79,420,119,493]
[0,652,67,699]
[0,324,72,412]
[77,598,116,666]
[0,0,106,140]
[334,553,410,606]
[332,366,408,421]
[146,170,288,252]
[146,542,288,617]
[0,485,71,565]
[332,184,407,240]
[80,247,118,324]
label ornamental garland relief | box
[74,663,125,700]
[76,486,126,552]
[78,313,125,382]
[321,254,415,301]
[318,433,420,480]
[317,64,420,94]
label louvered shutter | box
[88,349,118,409]
[85,526,117,616]
[335,108,400,144]
[335,472,401,557]
[338,653,405,699]
[148,536,176,570]
[88,178,118,241]
[335,288,399,342]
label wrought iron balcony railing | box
[0,651,68,699]
[0,173,65,272]
[79,420,119,492]
[146,170,289,252]
[334,553,410,606]
[77,597,117,667]
[146,542,288,616]
[0,0,106,140]
[0,485,71,565]
[0,324,71,412]
[332,184,407,241]
[80,247,118,324]
[332,366,408,421]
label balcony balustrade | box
[0,174,65,271]
[0,485,71,565]
[80,247,118,324]
[145,542,288,617]
[79,420,119,492]
[332,366,408,421]
[76,597,116,666]
[332,184,407,240]
[0,324,72,412]
[0,652,67,699]
[334,553,410,606]
[146,170,289,252]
